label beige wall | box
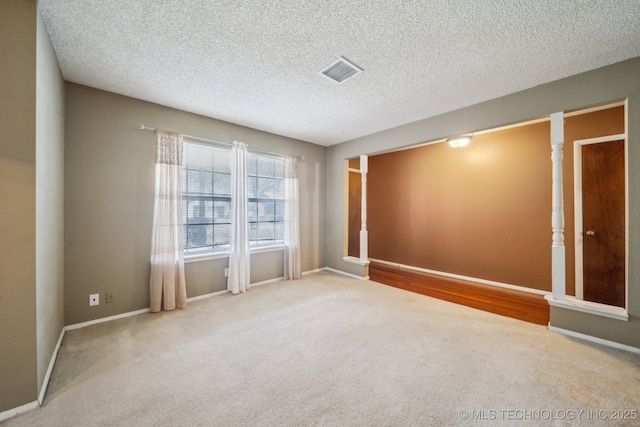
[35,7,65,396]
[64,83,326,325]
[327,57,640,348]
[0,0,38,413]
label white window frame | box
[182,142,286,263]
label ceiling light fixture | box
[447,135,472,148]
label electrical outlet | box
[224,268,229,277]
[106,290,116,303]
[89,293,99,306]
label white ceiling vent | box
[319,57,363,84]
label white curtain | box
[227,141,251,294]
[284,155,301,280]
[149,131,187,312]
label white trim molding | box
[545,295,628,321]
[0,400,40,423]
[342,256,370,266]
[302,267,326,276]
[550,111,566,301]
[38,328,65,405]
[251,276,284,288]
[65,308,151,331]
[548,325,639,354]
[359,155,369,263]
[186,289,229,302]
[185,245,284,263]
[572,133,628,305]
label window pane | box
[275,222,284,241]
[248,201,257,223]
[186,170,212,195]
[183,225,187,248]
[247,176,257,199]
[275,201,284,222]
[247,154,257,176]
[258,201,275,221]
[258,158,275,177]
[274,178,284,199]
[213,200,231,223]
[214,172,231,196]
[258,222,275,241]
[187,224,213,248]
[184,145,213,171]
[182,143,235,254]
[257,177,274,198]
[214,224,231,246]
[182,199,187,224]
[249,222,258,242]
[213,149,230,173]
[187,199,213,224]
[274,160,284,179]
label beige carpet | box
[4,272,640,426]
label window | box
[182,143,231,254]
[247,154,285,248]
[182,143,285,255]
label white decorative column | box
[359,155,368,263]
[550,112,566,300]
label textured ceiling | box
[39,0,640,146]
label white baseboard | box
[302,267,326,276]
[65,307,151,331]
[251,276,284,288]
[548,325,640,355]
[38,328,65,405]
[187,289,229,302]
[0,400,39,423]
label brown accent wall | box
[367,107,624,292]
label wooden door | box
[581,140,625,307]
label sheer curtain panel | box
[149,131,187,312]
[284,155,301,280]
[227,141,251,294]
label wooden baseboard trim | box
[369,261,550,325]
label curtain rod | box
[139,124,304,160]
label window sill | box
[342,256,370,266]
[185,245,284,263]
[185,251,229,263]
[250,244,284,254]
[545,295,628,321]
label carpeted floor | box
[3,272,640,426]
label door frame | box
[573,133,627,305]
